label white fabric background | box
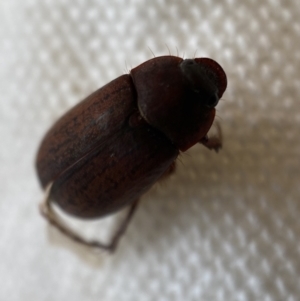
[1,1,300,300]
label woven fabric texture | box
[1,1,300,300]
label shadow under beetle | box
[36,55,227,252]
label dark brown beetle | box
[36,55,227,251]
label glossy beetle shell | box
[36,56,227,219]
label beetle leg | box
[102,198,139,252]
[199,122,222,152]
[39,183,139,252]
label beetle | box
[36,55,227,252]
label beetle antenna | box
[176,46,179,57]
